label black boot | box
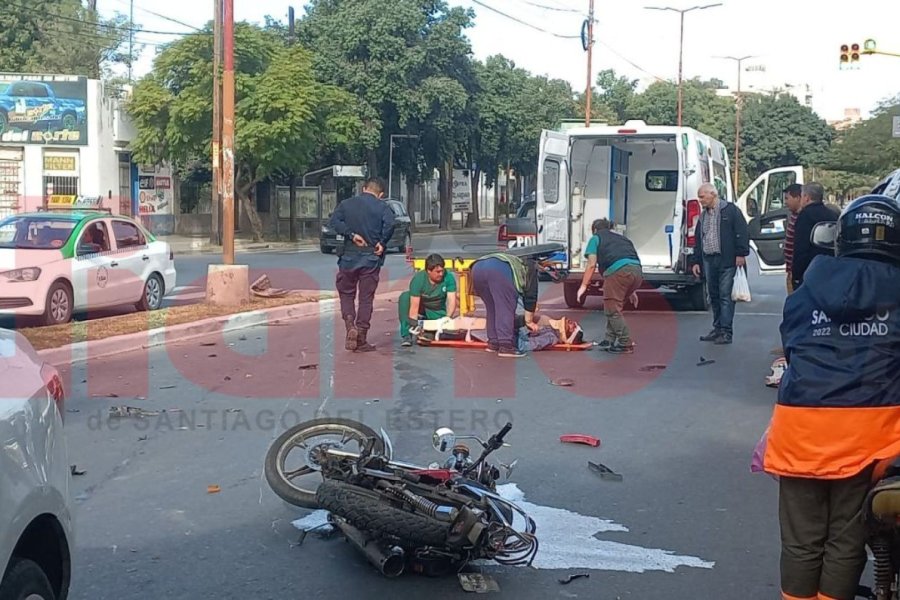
[356,328,376,352]
[700,329,720,342]
[344,318,358,352]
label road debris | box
[588,461,623,482]
[251,274,290,298]
[91,392,119,398]
[70,465,86,476]
[458,573,500,593]
[108,406,161,419]
[560,434,601,448]
[696,357,716,367]
[160,385,177,390]
[639,364,667,372]
[550,378,575,387]
[200,342,216,347]
[207,485,221,494]
[558,573,589,585]
[298,364,318,371]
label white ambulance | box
[536,120,802,310]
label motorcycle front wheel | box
[264,417,386,509]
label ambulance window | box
[646,171,678,192]
[765,172,797,213]
[542,159,560,204]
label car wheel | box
[0,557,57,600]
[43,281,73,326]
[685,281,710,312]
[321,245,333,254]
[399,232,411,253]
[136,273,164,312]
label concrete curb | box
[36,289,404,367]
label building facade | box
[0,73,175,233]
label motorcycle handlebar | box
[491,422,512,448]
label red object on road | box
[560,434,601,447]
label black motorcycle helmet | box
[835,194,900,265]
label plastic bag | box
[732,266,751,302]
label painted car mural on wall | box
[0,74,87,145]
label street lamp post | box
[715,55,755,193]
[388,134,419,200]
[644,3,723,127]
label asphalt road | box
[57,255,796,600]
[164,231,502,306]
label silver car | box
[0,329,72,600]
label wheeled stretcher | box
[414,317,593,351]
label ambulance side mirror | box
[811,222,837,251]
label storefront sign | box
[43,155,77,172]
[137,165,173,215]
[0,73,88,145]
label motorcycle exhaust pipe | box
[332,518,405,578]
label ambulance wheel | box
[564,282,586,309]
[686,281,709,312]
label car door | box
[536,130,570,267]
[71,220,117,310]
[109,218,150,304]
[737,166,804,273]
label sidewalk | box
[159,224,499,254]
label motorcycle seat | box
[865,476,900,526]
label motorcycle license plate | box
[335,234,344,241]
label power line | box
[518,0,583,14]
[468,0,580,39]
[112,0,204,33]
[7,0,207,36]
[596,40,667,82]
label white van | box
[536,120,803,310]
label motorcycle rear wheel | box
[265,417,386,509]
[317,480,451,547]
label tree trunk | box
[367,149,378,180]
[438,162,452,230]
[406,177,417,231]
[466,167,481,228]
[237,182,265,242]
[493,176,499,226]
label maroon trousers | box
[336,267,381,330]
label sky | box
[100,0,900,123]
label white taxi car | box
[0,328,73,600]
[0,209,177,326]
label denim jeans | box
[703,255,736,335]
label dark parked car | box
[497,200,537,247]
[320,198,412,254]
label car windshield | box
[0,216,78,249]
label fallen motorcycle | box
[264,417,537,577]
[858,459,900,599]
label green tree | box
[595,69,638,123]
[626,78,734,139]
[828,96,900,176]
[731,93,833,184]
[127,22,364,241]
[1,1,134,79]
[298,0,476,228]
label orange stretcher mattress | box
[420,338,592,351]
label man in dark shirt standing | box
[328,177,396,352]
[782,183,802,295]
[790,182,839,290]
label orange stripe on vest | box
[764,404,900,479]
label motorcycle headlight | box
[1,267,41,282]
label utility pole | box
[644,4,722,127]
[288,6,297,242]
[222,0,235,265]
[715,55,755,193]
[211,0,223,246]
[583,0,595,127]
[128,0,134,82]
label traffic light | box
[840,44,850,66]
[851,43,861,63]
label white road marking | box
[292,482,714,573]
